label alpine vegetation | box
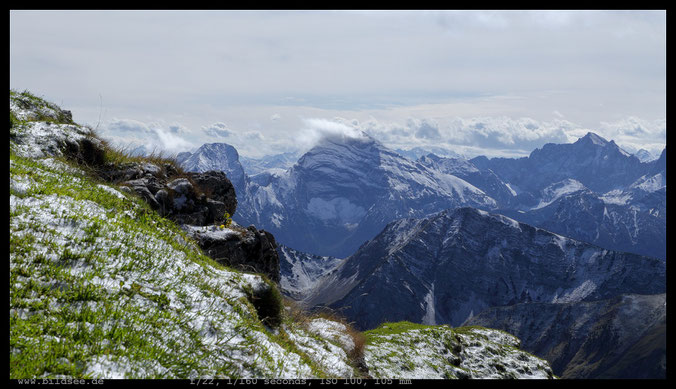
[9,90,555,379]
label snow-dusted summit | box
[238,134,497,257]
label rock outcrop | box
[183,225,281,283]
[110,165,280,283]
[100,163,236,227]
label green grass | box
[363,321,438,343]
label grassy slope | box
[9,90,350,379]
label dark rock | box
[163,162,179,178]
[184,225,280,283]
[62,136,107,168]
[61,110,73,123]
[125,176,164,195]
[168,178,193,195]
[109,169,238,227]
[171,207,209,226]
[205,199,227,223]
[126,184,160,210]
[187,171,237,217]
[154,189,170,212]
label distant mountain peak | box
[635,149,656,162]
[578,132,609,146]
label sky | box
[10,10,666,159]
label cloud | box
[9,11,664,160]
[596,117,666,156]
[100,118,196,154]
[203,122,233,138]
[409,118,441,140]
[152,126,194,152]
[325,115,587,158]
[297,118,369,150]
[105,118,154,135]
[244,131,264,141]
[167,123,189,135]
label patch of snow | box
[422,283,436,325]
[306,318,355,353]
[532,179,586,210]
[270,213,284,228]
[505,183,519,196]
[97,184,127,200]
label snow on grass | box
[364,322,555,379]
[454,327,554,379]
[8,153,348,379]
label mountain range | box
[178,131,665,261]
[176,130,666,379]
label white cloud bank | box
[99,113,665,161]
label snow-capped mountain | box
[277,244,345,301]
[500,188,666,260]
[177,132,665,261]
[307,207,665,330]
[177,143,248,194]
[473,132,651,194]
[634,148,657,162]
[418,154,520,208]
[237,134,497,258]
[423,140,666,259]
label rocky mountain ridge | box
[307,207,665,328]
[180,134,497,258]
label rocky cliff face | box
[277,244,345,301]
[464,293,666,379]
[499,188,667,260]
[308,207,665,330]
